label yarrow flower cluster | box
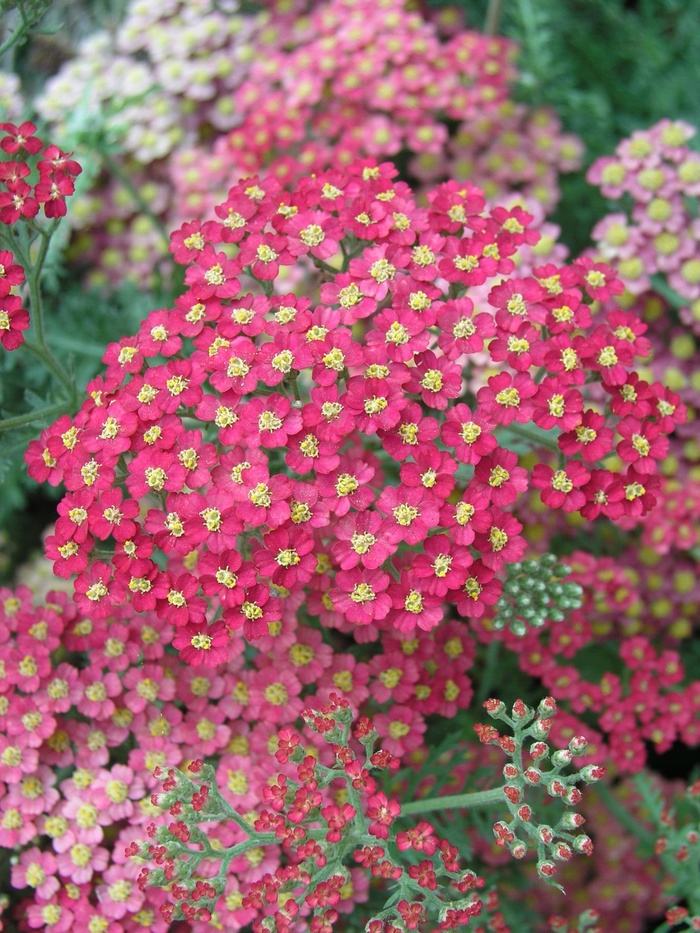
[26,0,581,285]
[0,574,680,933]
[171,0,581,261]
[588,119,700,313]
[35,0,260,157]
[133,694,598,929]
[136,695,486,931]
[0,121,82,350]
[0,581,479,932]
[27,161,685,668]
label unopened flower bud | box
[493,820,514,846]
[511,699,532,721]
[509,840,528,859]
[551,749,572,768]
[557,811,586,831]
[564,787,583,806]
[529,741,549,759]
[503,763,520,780]
[537,859,557,879]
[530,717,553,739]
[538,825,554,844]
[483,698,506,718]
[579,764,606,783]
[547,779,567,798]
[553,842,573,861]
[523,768,541,785]
[537,696,557,716]
[573,834,594,856]
[568,735,589,755]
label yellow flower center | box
[145,467,167,490]
[597,346,618,368]
[453,318,475,338]
[551,470,573,492]
[204,264,226,286]
[463,577,482,599]
[258,411,283,432]
[191,633,213,650]
[385,322,409,345]
[631,434,650,456]
[369,259,396,283]
[263,682,288,705]
[336,473,359,496]
[393,504,419,526]
[420,369,443,392]
[404,590,424,613]
[300,224,325,246]
[350,583,375,604]
[272,350,294,373]
[489,465,510,487]
[276,548,300,567]
[351,532,376,554]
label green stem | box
[499,422,560,452]
[0,402,67,433]
[400,785,505,816]
[485,0,506,35]
[14,221,77,396]
[24,222,58,347]
[593,782,655,848]
[0,0,48,59]
[476,640,502,705]
[22,339,74,396]
[312,256,342,277]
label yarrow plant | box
[1,4,699,929]
[1,134,696,933]
[132,694,602,928]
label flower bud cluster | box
[649,778,700,928]
[549,909,602,933]
[477,697,603,889]
[135,696,485,931]
[492,553,582,635]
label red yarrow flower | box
[172,621,230,668]
[366,792,401,839]
[0,295,30,350]
[532,462,591,513]
[477,372,537,426]
[440,405,496,464]
[332,568,392,626]
[1,121,43,154]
